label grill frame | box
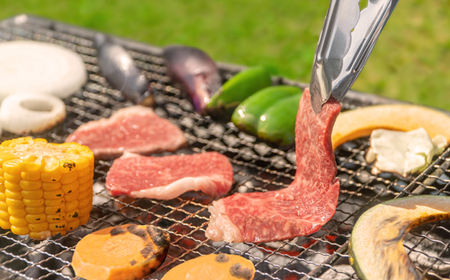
[1,14,450,280]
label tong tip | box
[310,88,323,114]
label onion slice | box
[0,41,87,100]
[0,94,66,134]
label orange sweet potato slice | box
[162,253,255,280]
[72,224,170,280]
[332,104,450,150]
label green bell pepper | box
[232,85,302,146]
[206,66,272,120]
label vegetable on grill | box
[163,45,221,114]
[349,195,450,280]
[162,253,255,280]
[0,41,87,101]
[0,93,66,135]
[0,137,94,239]
[206,66,272,120]
[231,85,302,145]
[72,224,170,280]
[331,103,450,150]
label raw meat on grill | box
[65,106,187,159]
[206,88,341,243]
[105,152,234,200]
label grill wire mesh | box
[1,14,450,280]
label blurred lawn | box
[1,0,450,109]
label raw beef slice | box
[206,88,341,243]
[65,106,187,159]
[105,152,233,200]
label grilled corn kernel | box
[41,169,62,183]
[60,172,78,185]
[62,181,78,194]
[79,182,92,192]
[0,210,9,220]
[66,209,79,221]
[77,167,90,177]
[42,182,61,191]
[45,204,65,215]
[21,190,44,199]
[4,181,21,191]
[8,208,26,217]
[78,173,92,184]
[79,215,89,226]
[65,200,78,212]
[44,199,65,206]
[29,222,49,232]
[10,216,27,227]
[5,190,23,200]
[78,197,92,209]
[0,137,94,239]
[67,219,80,231]
[6,198,25,208]
[78,190,91,201]
[21,171,40,181]
[25,206,45,214]
[0,219,11,228]
[44,189,64,200]
[11,225,29,235]
[20,180,42,191]
[4,173,20,183]
[49,220,67,231]
[65,191,79,202]
[79,205,92,217]
[23,198,44,207]
[26,213,46,223]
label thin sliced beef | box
[105,152,233,200]
[206,88,341,243]
[65,106,187,159]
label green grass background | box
[1,0,450,109]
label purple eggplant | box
[163,45,221,113]
[94,33,153,106]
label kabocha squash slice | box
[162,253,255,280]
[349,195,450,280]
[332,104,450,150]
[72,224,170,280]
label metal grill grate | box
[1,14,450,280]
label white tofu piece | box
[366,128,446,176]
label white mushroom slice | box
[0,94,66,134]
[366,128,447,176]
[0,41,87,100]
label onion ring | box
[0,94,66,134]
[0,41,87,100]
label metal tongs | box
[310,0,399,114]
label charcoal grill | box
[1,14,450,280]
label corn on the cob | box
[0,137,94,239]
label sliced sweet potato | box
[162,253,255,280]
[72,224,170,280]
[332,104,450,150]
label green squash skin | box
[206,66,272,120]
[231,85,301,135]
[256,93,302,145]
[348,195,450,280]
